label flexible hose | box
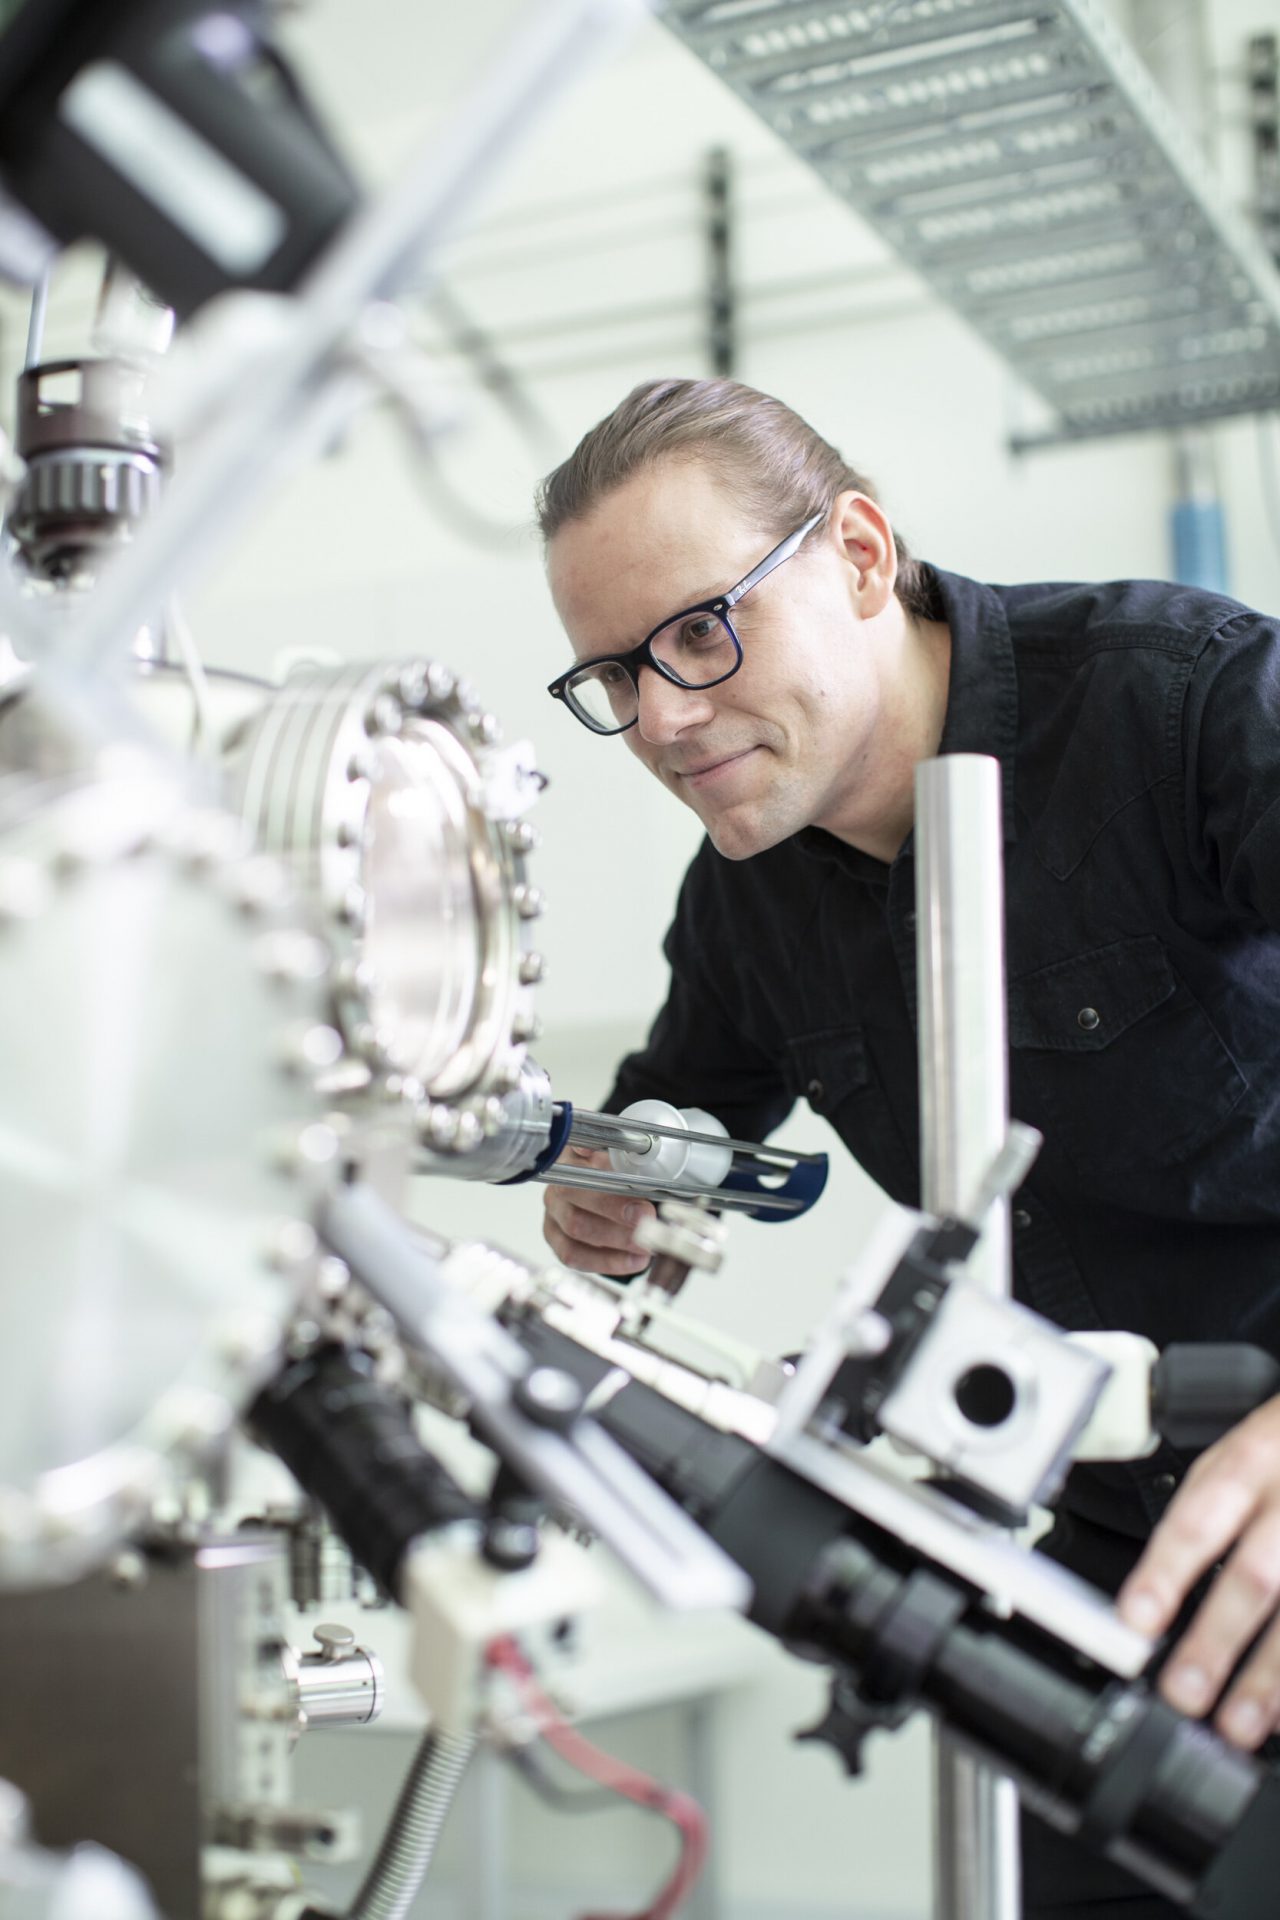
[345,1727,476,1920]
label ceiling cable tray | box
[662,0,1280,447]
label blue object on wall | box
[1172,497,1230,595]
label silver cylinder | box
[914,754,1020,1920]
[915,753,1010,1289]
[292,1625,383,1729]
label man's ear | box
[832,489,897,618]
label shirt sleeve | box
[1184,608,1280,928]
[601,850,795,1143]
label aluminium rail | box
[661,0,1280,447]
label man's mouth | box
[675,747,759,788]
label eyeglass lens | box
[567,609,738,732]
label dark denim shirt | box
[607,564,1280,1541]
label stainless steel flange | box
[227,658,544,1150]
[0,770,338,1588]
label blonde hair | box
[536,376,934,620]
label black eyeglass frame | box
[547,507,827,735]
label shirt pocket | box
[1008,934,1245,1177]
[782,1024,919,1200]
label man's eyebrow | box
[568,577,731,665]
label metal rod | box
[567,1107,824,1169]
[914,754,1020,1920]
[533,1164,807,1216]
[23,269,50,369]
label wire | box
[505,1741,622,1812]
[381,284,562,554]
[486,1636,710,1920]
[164,596,212,754]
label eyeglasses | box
[547,508,826,736]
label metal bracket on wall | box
[704,144,737,376]
[1250,34,1280,271]
[662,0,1280,450]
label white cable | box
[164,596,212,754]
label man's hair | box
[535,376,935,621]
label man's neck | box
[826,611,954,865]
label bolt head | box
[364,693,402,738]
[515,1366,583,1431]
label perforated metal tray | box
[663,0,1280,446]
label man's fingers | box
[1154,1504,1280,1726]
[549,1194,653,1255]
[552,1145,651,1223]
[1118,1455,1261,1637]
[541,1174,656,1275]
[1215,1606,1280,1749]
[542,1210,651,1277]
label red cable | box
[486,1635,710,1920]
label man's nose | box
[635,667,716,744]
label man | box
[535,375,1280,1915]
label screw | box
[515,1367,583,1431]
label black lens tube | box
[503,1310,1279,1917]
[250,1345,478,1599]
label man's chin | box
[702,806,793,862]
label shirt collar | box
[929,565,1019,844]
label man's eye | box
[681,616,721,648]
[598,663,628,688]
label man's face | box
[547,458,902,861]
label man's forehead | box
[548,462,761,655]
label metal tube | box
[531,1162,808,1216]
[568,1107,822,1169]
[23,270,49,369]
[914,754,1020,1920]
[915,755,1011,1284]
[346,1726,475,1920]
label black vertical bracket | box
[703,145,736,378]
[1248,34,1280,267]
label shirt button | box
[806,1078,824,1104]
[1077,1006,1101,1032]
[1012,1208,1032,1229]
[1153,1473,1178,1499]
[903,910,917,931]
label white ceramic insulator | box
[610,1100,734,1189]
[1066,1331,1161,1461]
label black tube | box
[1153,1345,1280,1452]
[502,1308,1277,1916]
[250,1345,478,1599]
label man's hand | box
[1117,1395,1280,1749]
[541,1145,656,1277]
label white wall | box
[9,3,1279,1914]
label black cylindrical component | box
[503,1308,1279,1914]
[0,0,357,316]
[250,1346,478,1599]
[795,1532,1267,1913]
[1152,1344,1280,1451]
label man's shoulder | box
[989,575,1261,663]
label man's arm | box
[544,858,794,1275]
[1119,606,1280,1745]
